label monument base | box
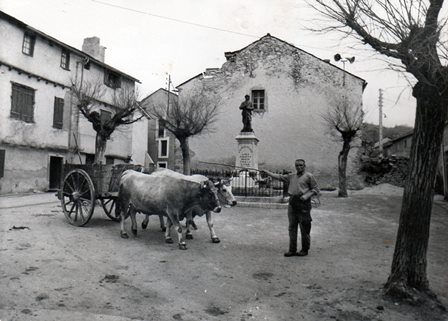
[235,131,259,170]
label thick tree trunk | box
[94,134,107,164]
[338,140,351,197]
[384,83,448,301]
[179,137,191,175]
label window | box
[11,83,35,123]
[100,110,112,127]
[85,154,95,164]
[104,70,121,89]
[53,97,64,129]
[22,32,36,56]
[252,90,265,111]
[157,119,165,138]
[157,162,167,168]
[60,49,70,70]
[158,138,168,158]
[0,149,5,178]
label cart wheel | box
[101,198,120,222]
[61,169,96,227]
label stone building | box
[140,88,180,170]
[177,34,366,186]
[0,11,145,194]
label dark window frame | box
[22,32,36,56]
[0,149,5,178]
[104,70,121,89]
[53,97,64,129]
[60,48,70,70]
[157,119,165,138]
[252,89,265,111]
[10,82,35,123]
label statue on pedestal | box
[239,95,254,132]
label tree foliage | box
[144,89,220,174]
[309,0,448,306]
[71,78,144,164]
[322,98,364,197]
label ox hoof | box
[186,234,193,240]
[165,238,173,244]
[161,227,166,232]
[178,243,187,250]
[132,229,137,236]
[141,222,148,229]
[120,232,129,239]
[211,237,221,243]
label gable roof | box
[141,88,178,104]
[177,33,366,89]
[0,10,140,83]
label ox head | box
[199,180,221,213]
[213,178,237,208]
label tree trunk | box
[337,140,350,197]
[179,137,191,175]
[384,83,448,301]
[94,134,107,164]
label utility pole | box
[378,88,384,158]
[166,73,171,116]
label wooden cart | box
[59,163,152,227]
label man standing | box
[262,159,320,257]
[239,95,254,132]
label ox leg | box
[130,207,138,236]
[167,211,187,250]
[165,218,173,244]
[186,222,193,240]
[159,215,166,232]
[141,214,149,230]
[120,204,129,239]
[185,208,194,240]
[206,211,220,243]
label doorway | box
[49,156,63,190]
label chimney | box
[82,37,106,62]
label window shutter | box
[0,149,5,178]
[53,97,64,129]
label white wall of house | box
[179,35,365,187]
[0,12,141,194]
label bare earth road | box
[0,187,447,321]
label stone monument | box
[235,131,259,170]
[236,95,259,171]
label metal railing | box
[191,168,286,197]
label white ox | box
[117,169,221,249]
[141,172,237,243]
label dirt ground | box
[0,185,447,321]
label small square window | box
[60,49,70,70]
[104,70,121,89]
[22,32,36,56]
[157,162,167,168]
[11,82,35,123]
[252,90,265,111]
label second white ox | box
[117,169,221,249]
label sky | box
[0,0,428,127]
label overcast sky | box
[1,0,426,127]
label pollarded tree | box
[71,78,144,164]
[309,0,448,305]
[144,89,219,175]
[322,98,364,197]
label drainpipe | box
[442,131,447,200]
